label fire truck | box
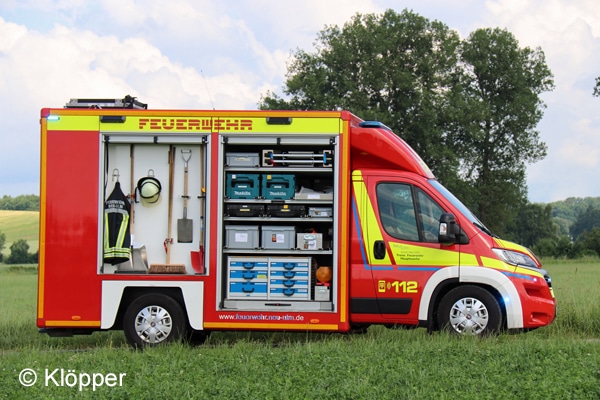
[37,97,556,347]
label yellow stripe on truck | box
[351,170,391,265]
[98,115,342,134]
[388,242,459,266]
[45,115,100,131]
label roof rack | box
[65,95,147,109]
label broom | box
[149,145,186,274]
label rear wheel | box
[123,293,187,348]
[437,285,502,336]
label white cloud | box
[0,14,275,195]
[478,0,600,202]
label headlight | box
[492,248,538,269]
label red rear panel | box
[38,129,102,327]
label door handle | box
[373,240,386,260]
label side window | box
[416,188,445,242]
[377,183,445,243]
[376,183,419,241]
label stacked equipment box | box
[262,174,295,200]
[226,173,260,199]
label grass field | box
[0,210,39,255]
[0,261,599,399]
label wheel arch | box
[101,281,204,330]
[418,266,523,330]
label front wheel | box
[123,293,187,348]
[437,285,502,336]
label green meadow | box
[0,261,598,399]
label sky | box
[0,0,598,203]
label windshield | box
[429,180,493,237]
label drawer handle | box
[242,286,255,293]
[283,288,295,296]
[283,280,295,287]
[242,272,255,279]
[283,271,295,279]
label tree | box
[579,228,600,257]
[260,9,464,187]
[532,238,557,258]
[508,203,557,248]
[594,76,600,97]
[0,194,40,211]
[570,205,600,240]
[260,10,553,237]
[455,28,554,235]
[5,239,31,264]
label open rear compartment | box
[100,133,209,276]
[217,133,338,313]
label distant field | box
[0,210,39,255]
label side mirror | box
[438,213,459,245]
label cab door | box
[352,172,460,323]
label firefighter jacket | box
[103,181,131,264]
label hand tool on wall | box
[178,149,193,243]
[149,145,185,273]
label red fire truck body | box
[37,99,555,347]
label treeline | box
[478,198,600,259]
[0,194,39,211]
[0,235,37,264]
[550,197,600,236]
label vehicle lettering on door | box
[378,280,418,294]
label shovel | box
[118,144,148,272]
[178,149,193,243]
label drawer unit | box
[269,269,309,280]
[226,152,260,167]
[228,281,268,298]
[262,174,295,200]
[226,173,260,199]
[225,225,259,249]
[269,287,310,299]
[228,257,268,279]
[228,257,269,270]
[269,279,309,288]
[269,257,311,272]
[261,226,295,249]
[226,257,313,301]
[227,257,268,299]
[229,269,268,280]
[269,257,311,300]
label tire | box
[437,285,502,336]
[123,293,187,348]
